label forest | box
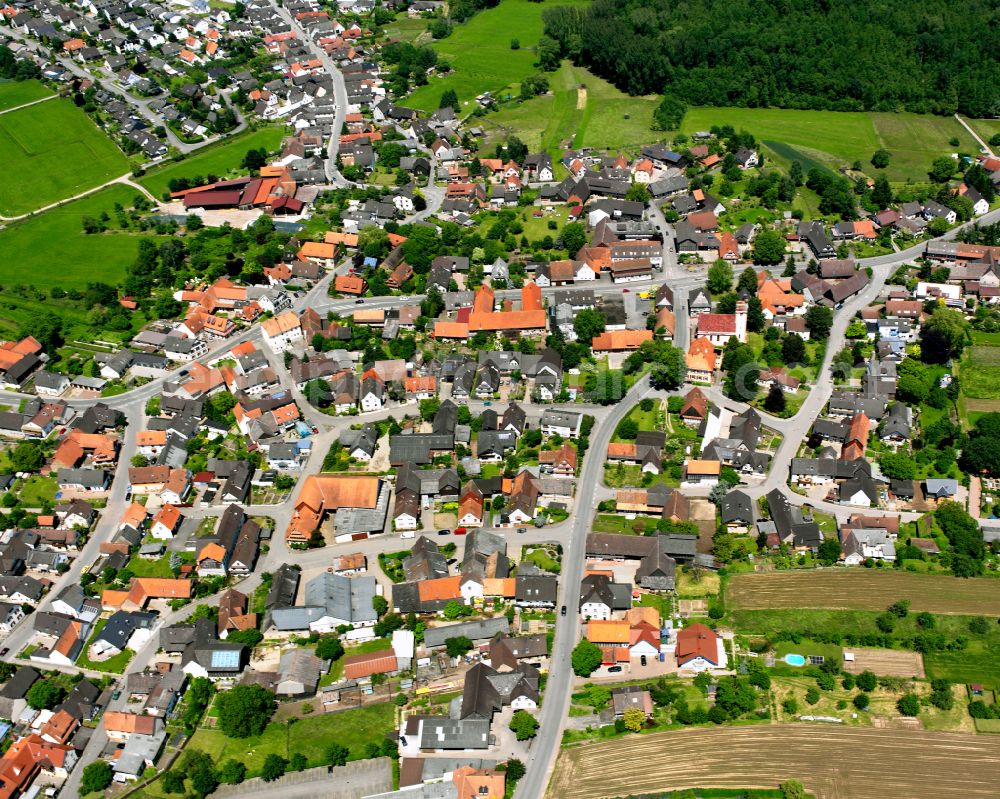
[541,0,1000,117]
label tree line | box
[541,0,1000,117]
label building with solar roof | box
[180,618,248,681]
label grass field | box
[549,726,1000,799]
[0,184,140,290]
[680,107,978,183]
[965,118,1000,147]
[481,61,661,160]
[404,0,589,112]
[0,80,53,111]
[727,571,1000,616]
[138,126,286,198]
[959,346,1000,400]
[0,96,129,216]
[184,703,394,778]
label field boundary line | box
[0,94,57,117]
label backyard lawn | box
[17,475,58,507]
[184,703,395,777]
[139,126,286,198]
[125,554,176,579]
[0,96,128,215]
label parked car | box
[608,665,623,673]
[454,527,467,535]
[354,298,365,304]
[437,528,450,535]
[560,605,567,616]
[517,527,527,534]
[0,648,8,657]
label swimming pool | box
[784,654,806,667]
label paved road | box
[268,0,350,187]
[515,374,651,799]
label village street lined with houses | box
[1,1,1000,799]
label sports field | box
[680,107,979,183]
[0,184,140,292]
[0,96,128,216]
[404,0,589,112]
[0,80,53,111]
[727,571,1000,615]
[548,726,1000,799]
[139,126,286,199]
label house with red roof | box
[675,623,725,671]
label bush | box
[805,687,820,705]
[968,616,991,635]
[852,692,871,710]
[855,670,878,691]
[261,754,287,782]
[782,697,798,714]
[897,693,921,716]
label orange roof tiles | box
[325,231,359,247]
[298,241,336,260]
[335,274,366,295]
[591,330,653,351]
[417,576,462,602]
[685,459,721,476]
[104,712,158,735]
[587,620,630,644]
[120,502,148,529]
[686,338,717,373]
[433,321,471,339]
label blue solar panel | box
[211,650,241,669]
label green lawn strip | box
[138,126,286,198]
[0,184,141,291]
[0,79,54,110]
[0,96,128,215]
[185,703,394,776]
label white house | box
[261,311,304,354]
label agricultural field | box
[842,647,926,679]
[138,126,286,198]
[727,571,1000,616]
[0,80,53,111]
[0,96,129,216]
[404,0,589,113]
[548,726,1000,799]
[680,107,978,183]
